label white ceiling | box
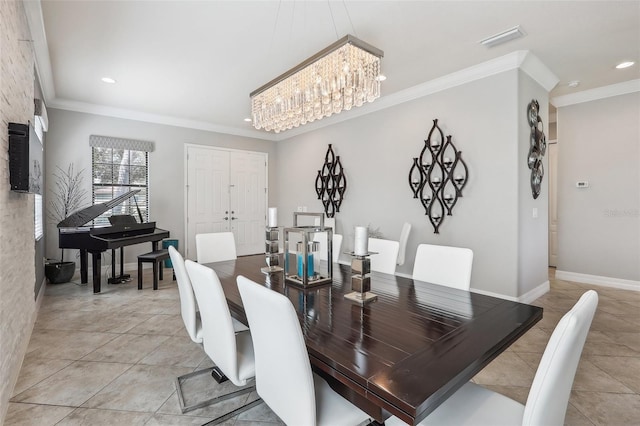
[29,1,640,140]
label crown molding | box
[278,51,557,140]
[49,98,279,141]
[551,79,640,107]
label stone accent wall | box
[0,0,37,422]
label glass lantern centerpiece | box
[284,212,333,287]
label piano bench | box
[138,249,170,290]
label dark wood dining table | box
[207,254,543,425]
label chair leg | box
[138,260,143,290]
[152,260,159,290]
[175,367,257,414]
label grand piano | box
[58,190,170,293]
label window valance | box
[89,135,155,152]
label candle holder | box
[344,252,378,304]
[284,212,333,287]
[261,227,283,274]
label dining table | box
[207,254,543,425]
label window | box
[35,194,43,240]
[90,135,153,226]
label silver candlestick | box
[261,226,283,274]
[344,252,378,304]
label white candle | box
[354,226,368,255]
[267,207,278,227]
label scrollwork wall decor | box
[315,144,347,218]
[527,100,546,199]
[408,119,469,234]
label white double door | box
[186,145,267,259]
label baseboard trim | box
[555,270,640,291]
[469,281,549,304]
[394,272,549,303]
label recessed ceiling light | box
[616,61,635,69]
[101,77,116,84]
[244,118,252,123]
[479,25,526,48]
[568,80,580,88]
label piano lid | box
[57,190,141,228]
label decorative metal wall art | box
[408,119,469,234]
[315,144,347,218]
[527,100,546,199]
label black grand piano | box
[58,190,170,293]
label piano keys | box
[58,190,170,293]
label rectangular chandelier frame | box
[250,34,384,133]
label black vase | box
[45,261,76,284]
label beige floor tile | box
[138,335,207,367]
[581,341,639,357]
[571,359,634,393]
[570,391,640,425]
[10,355,73,397]
[606,331,640,353]
[126,314,184,336]
[81,364,193,412]
[236,398,285,425]
[564,402,596,426]
[481,385,529,405]
[145,413,221,425]
[471,351,536,387]
[509,327,551,353]
[591,311,640,333]
[596,299,640,317]
[589,355,640,393]
[514,351,543,371]
[121,297,181,316]
[4,402,75,426]
[55,408,152,425]
[81,333,170,363]
[25,329,117,360]
[11,361,132,406]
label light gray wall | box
[45,109,278,265]
[0,1,38,422]
[517,71,550,296]
[276,69,547,298]
[557,92,640,282]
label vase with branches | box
[45,164,88,283]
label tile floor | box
[6,268,640,425]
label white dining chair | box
[184,260,259,414]
[313,232,343,263]
[237,275,371,426]
[171,246,251,411]
[412,243,473,290]
[386,290,599,426]
[368,238,400,274]
[396,222,412,266]
[195,231,237,264]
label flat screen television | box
[8,122,43,195]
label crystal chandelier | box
[250,35,384,133]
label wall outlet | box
[532,207,538,218]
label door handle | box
[231,217,238,220]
